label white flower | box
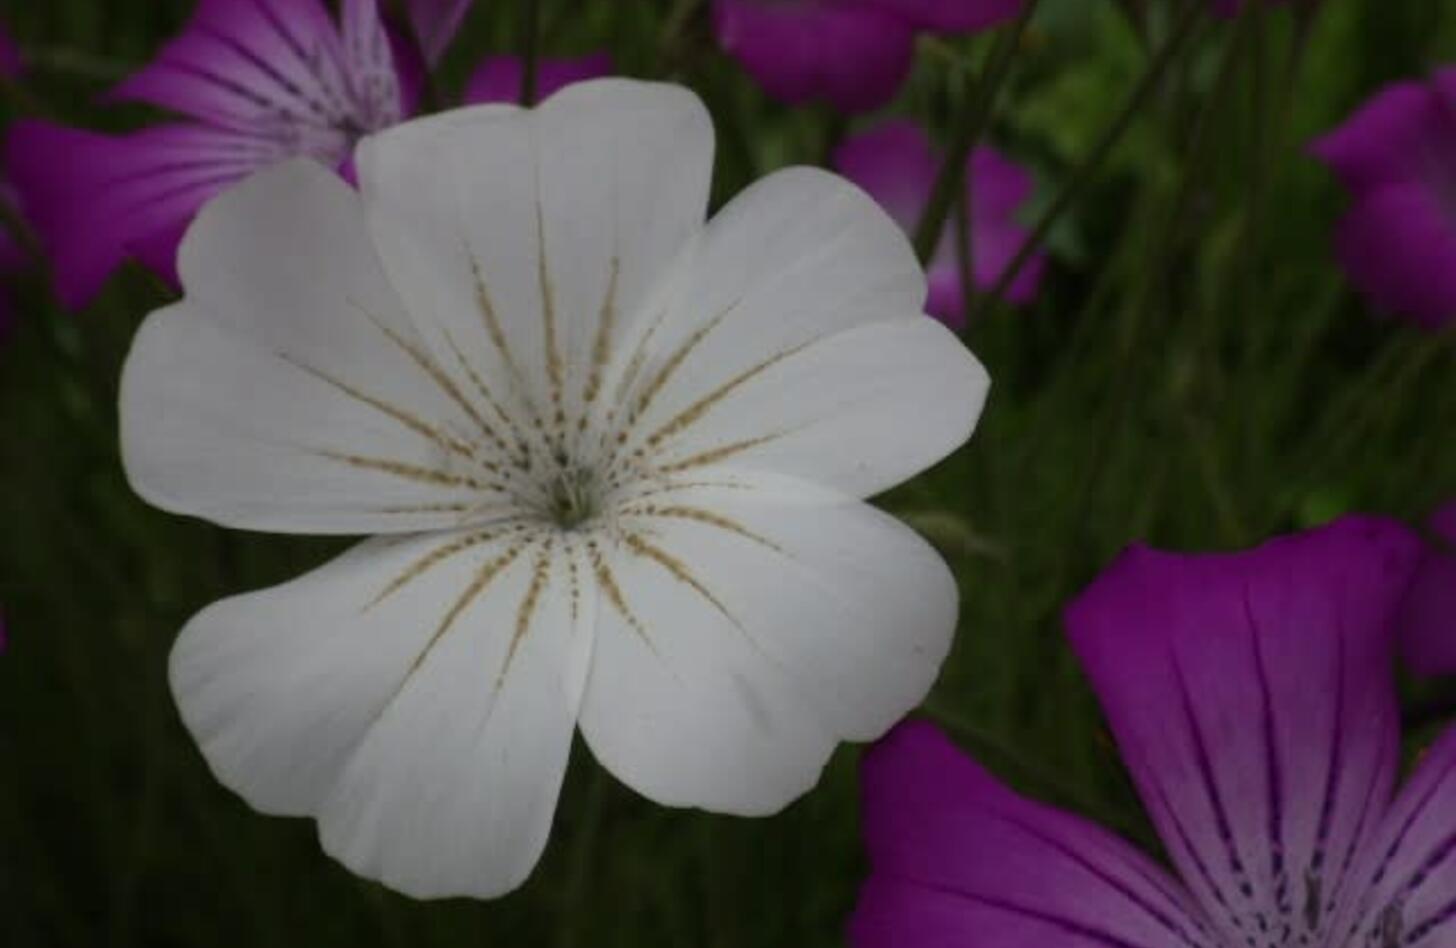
[120,79,989,899]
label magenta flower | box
[833,120,1043,326]
[851,516,1456,948]
[712,0,1025,113]
[6,0,417,309]
[1311,68,1456,330]
[1400,501,1456,677]
[463,52,612,105]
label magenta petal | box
[107,0,405,156]
[711,0,916,113]
[401,0,472,64]
[1310,79,1456,194]
[834,123,1043,326]
[1334,725,1456,944]
[852,720,1213,948]
[832,120,936,230]
[5,121,264,307]
[462,52,613,105]
[1066,516,1423,945]
[859,0,1025,34]
[1401,502,1456,677]
[1332,184,1456,331]
[108,0,344,124]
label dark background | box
[2,1,1454,945]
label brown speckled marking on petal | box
[622,529,739,627]
[623,504,787,556]
[312,448,494,491]
[378,540,530,716]
[640,339,816,452]
[278,352,478,461]
[588,539,660,657]
[498,539,554,687]
[365,523,529,610]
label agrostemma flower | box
[853,516,1456,948]
[121,80,988,898]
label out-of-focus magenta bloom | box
[1400,501,1456,677]
[1311,68,1456,330]
[851,516,1456,948]
[463,52,612,105]
[833,120,1043,326]
[712,0,1025,113]
[401,0,471,64]
[6,0,418,309]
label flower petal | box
[109,0,353,130]
[1400,502,1456,677]
[5,121,268,307]
[579,472,956,814]
[356,79,714,448]
[860,0,1026,34]
[834,124,1044,326]
[1332,726,1456,946]
[852,721,1216,948]
[710,0,916,113]
[1310,77,1456,194]
[121,159,515,533]
[1065,516,1423,946]
[1331,183,1456,331]
[462,53,613,105]
[831,120,937,232]
[172,526,593,899]
[616,166,983,497]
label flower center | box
[541,463,601,531]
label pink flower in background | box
[834,120,1043,326]
[712,0,1025,113]
[851,516,1456,948]
[6,0,420,309]
[400,0,472,64]
[463,52,612,105]
[1311,68,1456,330]
[1400,501,1456,677]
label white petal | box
[122,160,516,533]
[638,317,988,495]
[613,167,982,497]
[355,80,714,442]
[579,473,958,815]
[171,528,594,899]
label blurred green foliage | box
[2,0,1455,945]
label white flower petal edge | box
[125,78,990,900]
[578,470,960,816]
[171,528,594,898]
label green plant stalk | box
[911,0,1042,264]
[520,0,543,106]
[967,0,1209,324]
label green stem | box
[910,0,1041,264]
[519,0,542,106]
[966,0,1209,324]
